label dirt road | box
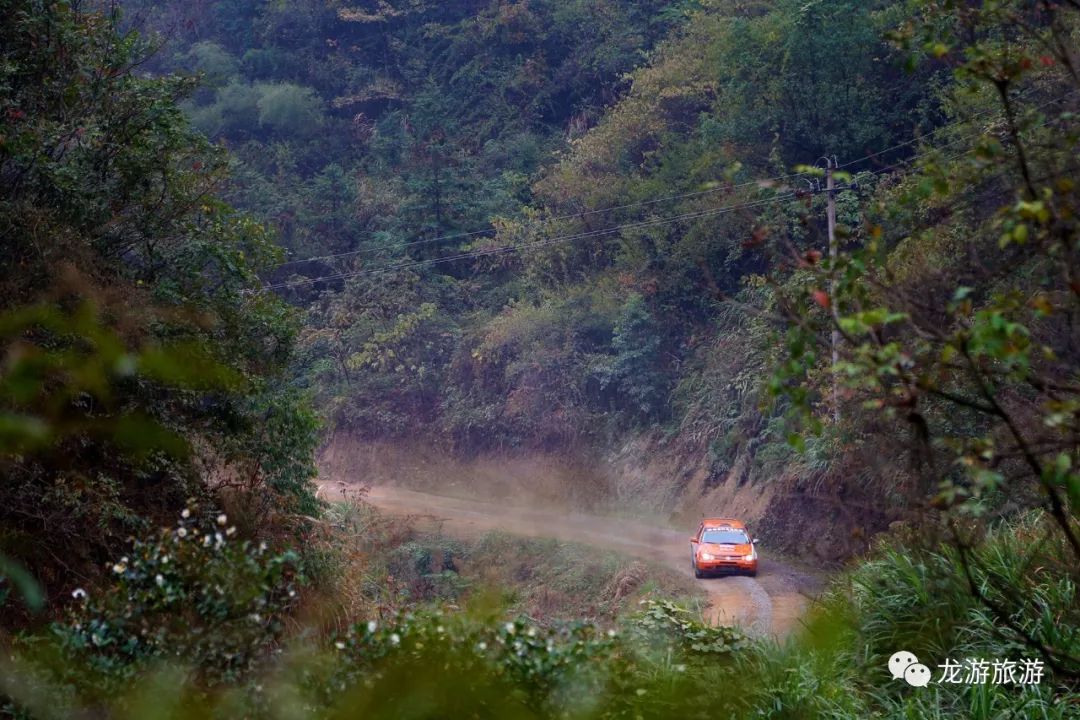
[320,482,821,638]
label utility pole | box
[825,156,840,424]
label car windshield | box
[701,529,749,544]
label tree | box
[772,0,1080,678]
[0,0,317,614]
[611,293,669,422]
[256,82,324,137]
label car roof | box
[701,518,746,529]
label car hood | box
[699,543,752,555]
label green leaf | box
[0,554,43,612]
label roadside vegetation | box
[1,0,1078,717]
[305,492,702,627]
[4,504,1075,718]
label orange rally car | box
[690,518,758,577]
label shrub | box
[49,509,300,696]
[5,516,1078,718]
[256,83,324,137]
[610,293,669,423]
[183,41,238,84]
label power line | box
[260,193,797,291]
[255,142,993,293]
[260,87,1079,292]
[849,88,1079,181]
[838,86,1079,170]
[270,87,1071,272]
[273,88,1076,271]
[270,170,809,270]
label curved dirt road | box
[321,483,821,638]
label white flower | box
[177,528,188,538]
[161,555,170,565]
[477,641,487,651]
[527,627,537,637]
[181,509,190,519]
[335,641,346,650]
[71,588,87,600]
[250,613,262,623]
[112,562,127,574]
[367,620,377,633]
[389,633,400,646]
[505,622,515,634]
[607,629,617,638]
[216,514,227,526]
[226,526,237,536]
[202,535,211,547]
[288,589,296,598]
[436,625,445,634]
[155,574,164,587]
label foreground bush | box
[2,514,1077,719]
[730,514,1079,719]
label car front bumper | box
[696,557,757,574]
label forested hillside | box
[127,0,960,547]
[123,1,938,453]
[0,0,319,621]
[2,0,1079,717]
[118,0,690,443]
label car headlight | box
[700,552,714,560]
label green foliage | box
[255,83,324,137]
[187,80,261,137]
[609,294,669,422]
[829,515,1078,717]
[4,0,1080,714]
[116,0,697,448]
[0,0,317,614]
[183,41,238,85]
[770,0,1080,676]
[52,511,300,692]
[0,301,230,455]
[275,0,940,449]
[328,614,619,717]
[8,514,1077,718]
[630,599,747,656]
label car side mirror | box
[690,537,698,543]
[752,538,760,545]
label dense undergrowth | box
[3,508,1076,718]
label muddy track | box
[320,483,822,638]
